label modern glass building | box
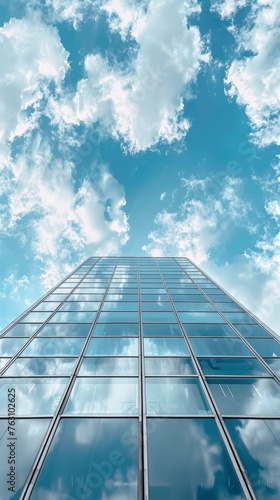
[0,256,280,500]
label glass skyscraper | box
[1,256,280,500]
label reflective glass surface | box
[20,312,51,323]
[208,378,280,416]
[3,323,41,337]
[147,418,245,499]
[142,312,177,323]
[86,338,138,356]
[214,302,243,312]
[226,419,280,499]
[102,302,139,311]
[182,323,237,337]
[79,357,138,375]
[224,312,255,324]
[146,378,211,415]
[178,312,225,323]
[174,302,215,311]
[49,311,96,323]
[38,323,91,337]
[93,323,139,336]
[64,378,138,415]
[143,323,182,337]
[145,357,196,375]
[141,302,172,311]
[0,338,27,356]
[33,302,60,312]
[144,338,189,356]
[0,378,68,415]
[189,337,254,356]
[68,293,104,301]
[98,311,139,322]
[4,357,77,376]
[31,418,138,500]
[0,418,50,500]
[22,338,85,356]
[247,338,280,357]
[59,301,100,311]
[234,324,271,338]
[198,357,269,376]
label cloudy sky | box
[0,0,279,334]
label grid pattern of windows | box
[0,257,280,499]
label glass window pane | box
[142,312,177,323]
[86,338,138,356]
[64,378,138,415]
[214,302,243,312]
[68,293,104,301]
[4,357,77,376]
[106,294,138,301]
[174,302,215,311]
[147,418,245,499]
[20,312,51,323]
[182,323,237,337]
[0,378,68,416]
[31,418,138,500]
[0,359,10,370]
[102,302,139,311]
[247,339,280,357]
[223,312,256,324]
[0,338,27,356]
[22,338,85,356]
[33,302,60,312]
[141,294,169,301]
[178,312,225,323]
[198,357,269,376]
[3,324,41,337]
[141,302,172,311]
[38,323,91,337]
[0,419,50,500]
[208,378,280,416]
[79,357,138,376]
[143,324,182,337]
[235,324,271,338]
[98,311,139,322]
[93,323,139,337]
[226,418,280,500]
[141,288,166,294]
[49,311,96,323]
[145,358,196,376]
[146,378,212,415]
[59,301,100,311]
[144,338,189,356]
[189,337,254,356]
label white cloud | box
[49,0,210,152]
[0,15,69,164]
[142,176,250,261]
[211,0,248,18]
[1,134,129,290]
[160,192,167,201]
[224,0,280,146]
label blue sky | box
[0,0,279,334]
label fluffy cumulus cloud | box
[0,14,69,163]
[223,0,280,146]
[142,176,250,260]
[1,134,129,289]
[49,0,210,152]
[211,0,248,18]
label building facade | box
[0,256,280,500]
